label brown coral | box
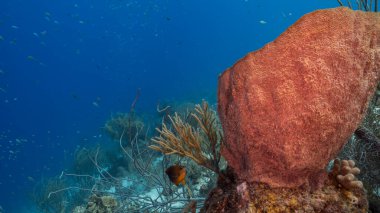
[84,195,118,213]
[330,159,364,190]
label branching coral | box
[339,97,380,204]
[192,101,223,173]
[330,159,364,190]
[150,101,223,174]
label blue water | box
[0,0,338,212]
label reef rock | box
[82,195,118,213]
[218,7,380,188]
[201,166,368,213]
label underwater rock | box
[218,7,380,188]
[201,166,368,212]
[83,195,118,213]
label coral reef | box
[218,7,380,188]
[104,112,145,145]
[72,146,104,174]
[72,206,86,213]
[150,101,224,174]
[31,176,75,213]
[201,166,368,212]
[74,195,118,213]
[46,104,216,212]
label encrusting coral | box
[201,165,368,213]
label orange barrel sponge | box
[218,7,380,188]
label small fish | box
[72,93,79,100]
[27,55,46,66]
[166,165,186,186]
[27,176,35,182]
[259,20,267,24]
[27,55,36,61]
[92,101,99,107]
[11,25,19,29]
[0,35,4,41]
[166,165,193,197]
